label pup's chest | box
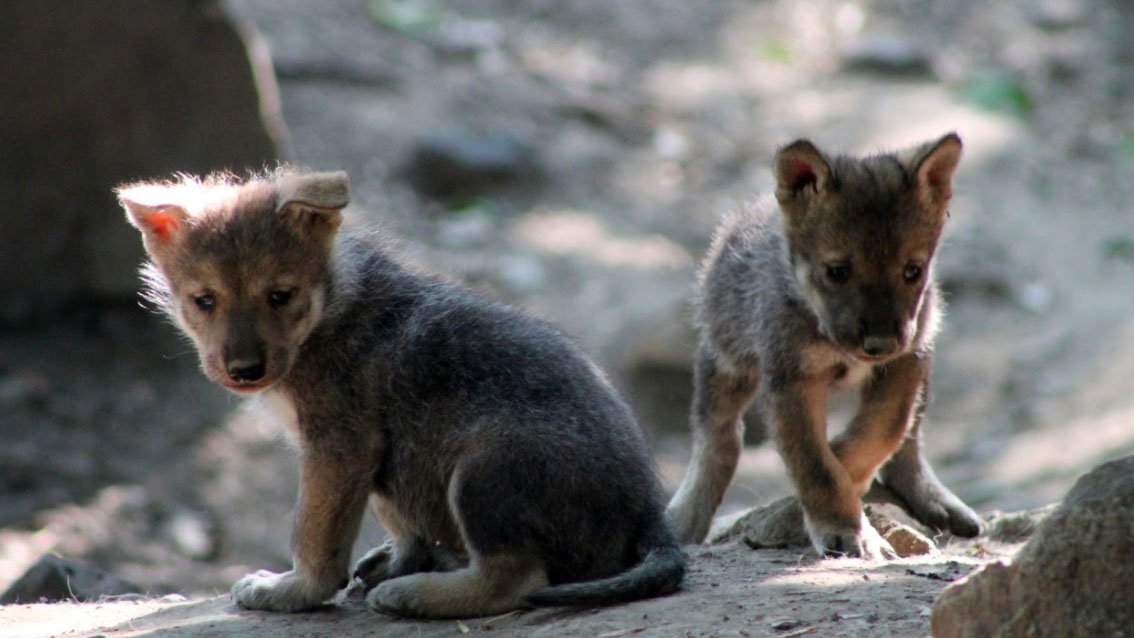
[801,343,876,390]
[252,389,302,445]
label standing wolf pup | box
[118,170,684,618]
[667,133,982,557]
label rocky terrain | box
[2,0,1133,635]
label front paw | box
[804,511,896,560]
[231,569,336,612]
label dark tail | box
[524,515,686,608]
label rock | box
[0,554,141,604]
[0,373,50,407]
[1026,0,1087,30]
[493,254,547,296]
[981,504,1056,543]
[841,34,934,77]
[436,210,497,248]
[715,496,808,548]
[713,496,937,557]
[931,456,1134,637]
[160,509,220,562]
[403,128,540,200]
[866,507,937,558]
[0,1,282,318]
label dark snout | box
[224,338,267,385]
[861,334,901,357]
[853,285,910,359]
[227,356,266,383]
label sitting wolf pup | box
[666,133,982,557]
[118,170,684,618]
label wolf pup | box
[118,170,684,618]
[666,134,982,557]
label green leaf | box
[1119,133,1134,159]
[368,0,445,35]
[1102,237,1134,262]
[760,41,794,64]
[956,71,1033,117]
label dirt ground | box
[3,0,1134,636]
[2,536,1023,638]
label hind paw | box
[353,542,395,590]
[897,484,983,537]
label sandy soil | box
[2,537,1021,638]
[2,0,1133,636]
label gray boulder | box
[931,455,1134,637]
[0,1,282,320]
[0,554,140,604]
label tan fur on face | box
[119,172,344,394]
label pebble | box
[493,254,546,295]
[1026,0,1087,30]
[403,128,540,200]
[0,555,140,604]
[841,34,933,77]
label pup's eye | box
[903,264,923,283]
[825,264,850,284]
[268,290,293,309]
[193,294,216,311]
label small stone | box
[161,509,219,561]
[0,554,141,604]
[711,496,808,548]
[0,373,50,407]
[1015,282,1053,313]
[841,34,933,77]
[982,505,1056,542]
[437,211,497,248]
[435,19,505,54]
[493,255,546,296]
[403,128,541,200]
[1026,0,1087,30]
[866,506,938,557]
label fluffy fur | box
[667,134,982,556]
[119,170,684,618]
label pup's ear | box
[774,139,833,209]
[275,171,350,247]
[907,132,962,205]
[118,184,191,258]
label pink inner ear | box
[788,159,817,189]
[148,210,180,242]
[924,163,953,189]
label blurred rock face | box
[0,0,282,321]
[931,455,1134,637]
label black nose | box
[227,360,266,383]
[862,336,900,357]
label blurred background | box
[1,0,1132,597]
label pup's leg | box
[830,354,929,495]
[353,495,462,589]
[768,376,892,559]
[667,345,759,544]
[877,376,982,537]
[367,458,549,618]
[232,451,370,612]
[367,552,548,619]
